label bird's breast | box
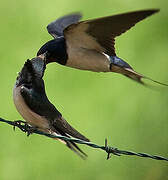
[66,46,111,72]
[13,85,50,130]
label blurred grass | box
[0,0,168,179]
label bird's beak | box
[38,52,48,63]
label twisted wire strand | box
[0,118,167,162]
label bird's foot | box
[13,120,27,132]
[26,126,37,137]
[13,120,36,136]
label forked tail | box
[110,56,168,87]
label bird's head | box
[37,38,68,65]
[15,57,46,87]
[37,40,55,62]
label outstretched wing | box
[64,9,159,56]
[47,13,82,38]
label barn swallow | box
[13,55,89,159]
[37,9,168,86]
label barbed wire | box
[0,117,167,162]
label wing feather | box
[64,9,159,55]
[47,13,82,38]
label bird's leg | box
[25,125,37,137]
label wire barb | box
[104,138,121,159]
[0,117,168,162]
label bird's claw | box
[13,120,27,132]
[13,120,36,136]
[26,126,36,137]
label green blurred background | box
[0,0,168,179]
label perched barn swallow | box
[13,56,89,159]
[37,9,167,86]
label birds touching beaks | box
[37,9,168,87]
[13,9,168,159]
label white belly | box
[66,47,110,72]
[13,85,50,129]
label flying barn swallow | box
[13,56,89,159]
[37,9,168,86]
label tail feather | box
[111,64,168,87]
[51,128,89,159]
[66,141,87,159]
[124,68,168,86]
